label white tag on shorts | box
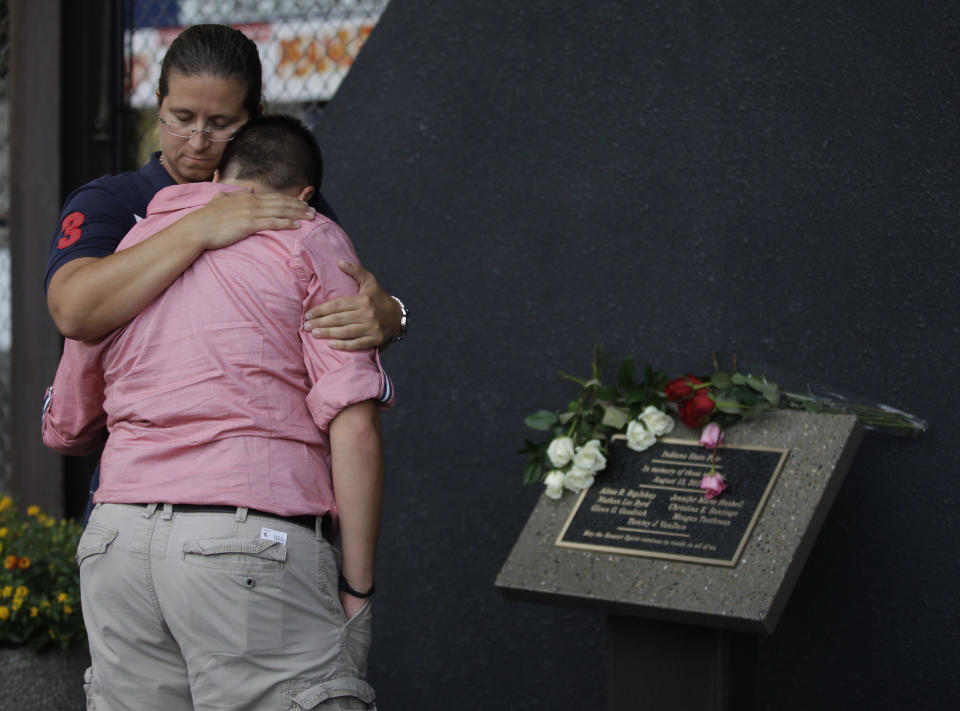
[260,528,287,545]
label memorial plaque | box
[556,439,789,566]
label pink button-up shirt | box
[42,182,393,518]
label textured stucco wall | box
[316,2,959,708]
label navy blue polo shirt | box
[46,152,174,292]
[45,151,339,292]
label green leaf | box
[623,384,648,405]
[522,459,545,485]
[617,357,636,389]
[595,386,619,402]
[717,402,746,415]
[745,374,777,394]
[731,373,746,385]
[710,372,731,390]
[567,400,580,412]
[558,412,575,424]
[524,410,558,431]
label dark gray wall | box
[316,1,959,708]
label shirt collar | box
[142,151,178,193]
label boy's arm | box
[296,222,393,618]
[41,338,109,456]
[329,400,383,619]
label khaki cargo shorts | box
[77,503,376,710]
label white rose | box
[572,439,607,473]
[639,405,675,436]
[625,420,656,452]
[546,437,576,468]
[544,470,566,499]
[563,466,595,492]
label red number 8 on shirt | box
[57,211,85,249]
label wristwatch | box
[390,296,408,342]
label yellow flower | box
[57,592,68,604]
[14,586,28,599]
[18,556,31,570]
[63,604,73,615]
[0,527,7,537]
[1,586,10,597]
[29,606,38,618]
[26,505,40,516]
[3,555,16,570]
[0,606,9,620]
[0,496,12,512]
[11,598,22,611]
[41,600,51,608]
[44,518,55,528]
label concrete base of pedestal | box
[608,616,756,711]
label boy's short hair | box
[218,114,323,192]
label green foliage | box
[0,496,85,650]
[523,410,557,431]
[521,346,669,485]
[520,347,926,487]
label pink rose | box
[699,423,724,450]
[699,473,727,499]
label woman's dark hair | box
[157,24,263,115]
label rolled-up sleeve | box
[41,337,110,455]
[296,221,395,431]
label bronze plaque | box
[556,439,789,566]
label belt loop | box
[314,515,323,541]
[161,503,173,520]
[236,507,248,523]
[142,503,158,519]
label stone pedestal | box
[608,616,757,711]
[496,410,863,709]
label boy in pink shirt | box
[43,115,390,710]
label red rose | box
[665,375,703,402]
[679,389,715,427]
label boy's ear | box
[298,186,315,203]
[212,169,221,183]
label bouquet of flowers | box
[520,347,926,500]
[0,496,84,650]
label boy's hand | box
[339,590,368,621]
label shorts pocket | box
[76,520,118,567]
[182,536,286,572]
[286,676,376,710]
[343,600,373,676]
[83,665,98,708]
